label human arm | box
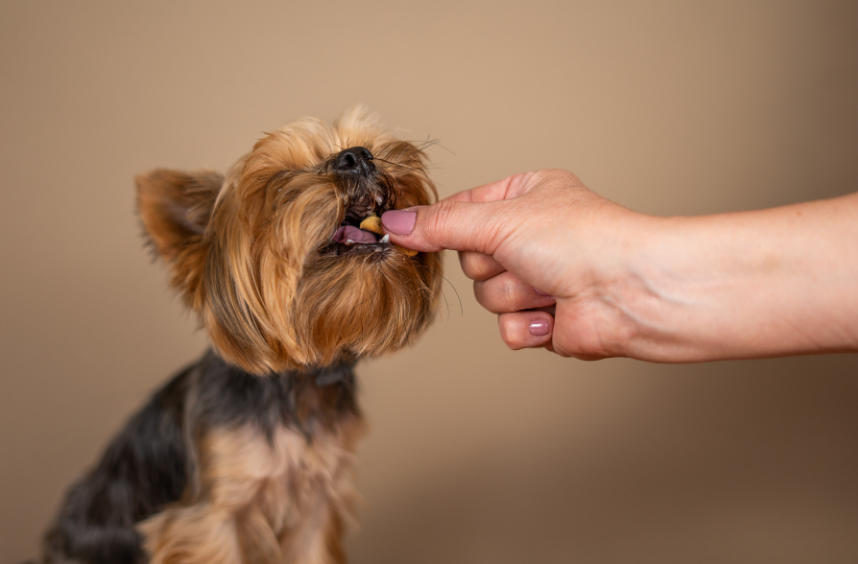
[380,170,858,361]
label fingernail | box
[533,287,552,297]
[528,319,550,336]
[381,209,417,235]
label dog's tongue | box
[333,225,378,245]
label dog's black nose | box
[334,146,375,176]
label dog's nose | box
[334,146,375,176]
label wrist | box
[556,211,670,360]
[620,214,733,361]
[623,197,858,361]
[605,213,692,361]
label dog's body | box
[44,353,361,564]
[37,108,441,564]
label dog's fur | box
[37,107,442,564]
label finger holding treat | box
[361,214,418,256]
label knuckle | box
[473,281,489,309]
[497,314,524,350]
[459,251,483,280]
[535,168,584,193]
[476,255,504,282]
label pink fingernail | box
[533,287,552,297]
[528,319,550,336]
[381,209,417,235]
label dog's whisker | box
[371,156,417,171]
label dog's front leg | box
[139,425,285,564]
[140,421,360,564]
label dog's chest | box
[202,421,359,531]
[139,356,364,563]
[192,354,364,532]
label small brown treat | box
[359,215,383,234]
[394,244,418,257]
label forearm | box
[624,192,858,361]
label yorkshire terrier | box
[37,107,442,564]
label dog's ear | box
[136,169,223,301]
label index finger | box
[442,171,537,204]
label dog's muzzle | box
[331,146,393,251]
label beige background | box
[2,1,857,562]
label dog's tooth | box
[375,195,384,205]
[380,234,390,244]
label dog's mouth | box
[325,150,417,257]
[329,192,394,255]
[333,224,389,246]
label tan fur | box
[140,416,363,564]
[137,106,442,375]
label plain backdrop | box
[2,2,857,563]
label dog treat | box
[359,215,419,256]
[395,245,419,257]
[359,215,383,235]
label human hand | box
[382,170,858,362]
[380,170,652,360]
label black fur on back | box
[38,351,358,564]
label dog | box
[36,107,442,564]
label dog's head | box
[137,107,442,374]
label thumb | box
[381,200,507,254]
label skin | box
[381,169,858,362]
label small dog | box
[37,107,442,564]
